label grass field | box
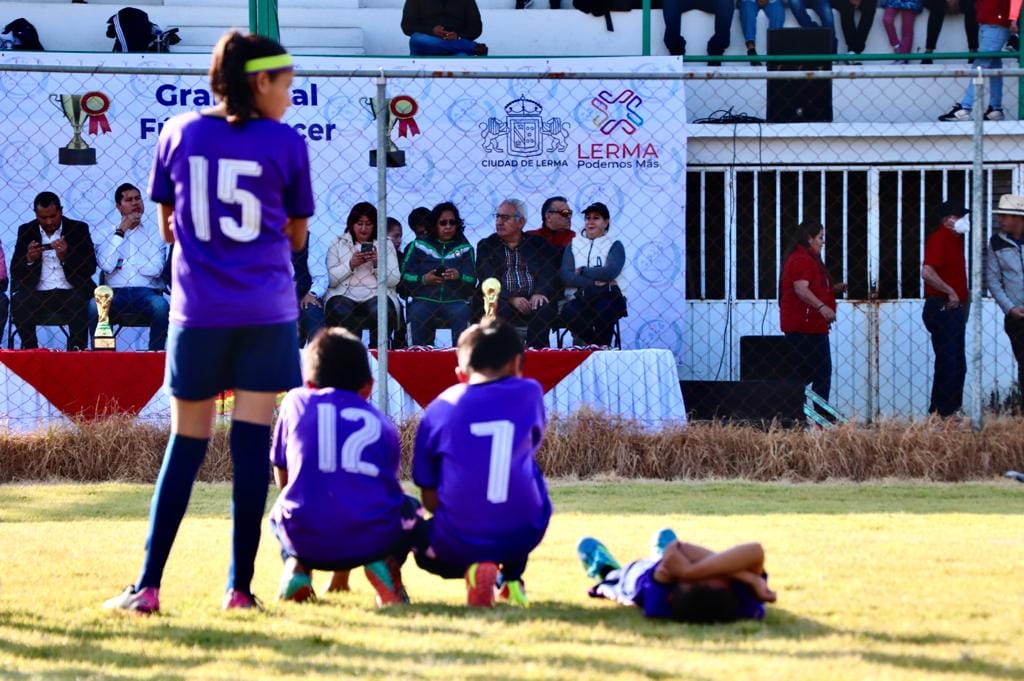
[1,480,1023,680]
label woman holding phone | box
[324,201,400,347]
[400,201,476,347]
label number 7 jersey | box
[148,112,315,328]
[412,376,552,556]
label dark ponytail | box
[208,31,288,125]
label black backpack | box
[106,7,181,53]
[1,18,43,51]
[573,0,635,30]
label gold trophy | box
[481,278,502,320]
[93,285,116,350]
[50,94,97,166]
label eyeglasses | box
[546,208,573,218]
[495,213,521,222]
[438,219,459,226]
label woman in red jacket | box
[779,221,846,406]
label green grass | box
[1,481,1023,680]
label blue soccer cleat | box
[577,536,620,579]
[651,528,678,557]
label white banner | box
[0,53,686,357]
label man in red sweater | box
[921,199,970,416]
[938,0,1011,121]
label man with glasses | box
[475,199,559,348]
[527,196,576,250]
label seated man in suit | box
[91,183,170,350]
[10,191,96,350]
[475,199,559,349]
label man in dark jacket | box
[292,233,324,347]
[401,0,488,56]
[475,199,559,349]
[10,191,97,350]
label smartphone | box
[360,243,374,253]
[434,267,446,277]
[40,243,54,251]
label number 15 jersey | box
[412,376,552,559]
[149,113,315,328]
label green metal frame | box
[249,0,280,40]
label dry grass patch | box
[2,411,1023,482]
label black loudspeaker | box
[740,335,801,381]
[766,27,833,123]
[680,380,806,422]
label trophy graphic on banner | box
[481,278,502,321]
[93,285,116,350]
[362,94,419,168]
[50,94,96,165]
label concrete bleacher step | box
[165,0,360,8]
[359,0,563,7]
[0,2,365,55]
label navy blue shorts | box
[165,321,301,400]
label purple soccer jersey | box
[269,387,407,565]
[149,112,315,328]
[412,376,552,564]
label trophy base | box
[369,150,406,168]
[92,335,116,351]
[60,147,97,166]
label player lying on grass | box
[578,529,776,623]
[411,319,552,607]
[269,328,419,606]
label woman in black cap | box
[559,202,627,346]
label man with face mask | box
[921,199,970,417]
[985,194,1024,410]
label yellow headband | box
[244,53,293,74]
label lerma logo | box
[591,89,644,136]
[480,95,571,158]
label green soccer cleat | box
[577,536,620,579]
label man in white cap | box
[921,199,970,417]
[986,194,1024,410]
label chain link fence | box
[1,58,1022,429]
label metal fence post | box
[375,72,390,414]
[970,69,985,430]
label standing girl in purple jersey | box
[104,31,314,614]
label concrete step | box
[165,0,360,8]
[360,0,567,7]
[175,25,362,48]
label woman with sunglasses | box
[400,201,476,347]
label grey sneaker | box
[938,104,971,121]
[985,106,1005,121]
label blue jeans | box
[962,24,1009,111]
[786,0,837,49]
[298,299,324,347]
[408,299,471,347]
[0,293,7,346]
[922,299,967,416]
[409,33,479,56]
[739,0,786,43]
[88,286,170,351]
[662,0,735,56]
